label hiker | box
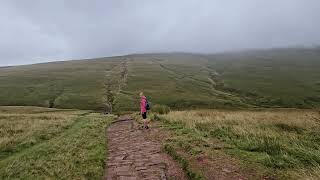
[140,92,149,129]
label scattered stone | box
[135,166,147,171]
[222,168,232,173]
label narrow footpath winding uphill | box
[105,116,186,180]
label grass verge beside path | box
[132,113,204,179]
[133,112,264,180]
[0,107,114,179]
[159,109,320,179]
[155,114,268,179]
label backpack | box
[145,98,151,110]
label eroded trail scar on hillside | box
[105,116,185,180]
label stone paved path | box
[105,116,186,180]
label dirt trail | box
[105,116,186,180]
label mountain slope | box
[206,47,320,107]
[0,48,319,110]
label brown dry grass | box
[163,109,319,129]
[0,106,112,179]
[0,106,86,156]
[160,109,320,179]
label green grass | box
[164,144,204,180]
[0,58,120,110]
[0,106,113,179]
[145,112,269,179]
[159,109,320,179]
[151,104,171,114]
[1,47,320,110]
[207,47,320,107]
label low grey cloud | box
[1,0,320,66]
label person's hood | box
[141,96,146,99]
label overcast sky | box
[0,0,319,66]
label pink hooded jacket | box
[140,96,147,113]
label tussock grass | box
[0,107,85,158]
[161,109,320,178]
[152,104,171,114]
[0,106,113,179]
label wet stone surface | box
[105,116,185,180]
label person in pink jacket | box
[140,92,149,129]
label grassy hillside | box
[0,58,122,110]
[0,106,113,179]
[206,47,320,107]
[0,48,319,110]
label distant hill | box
[0,47,319,110]
[206,47,320,108]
